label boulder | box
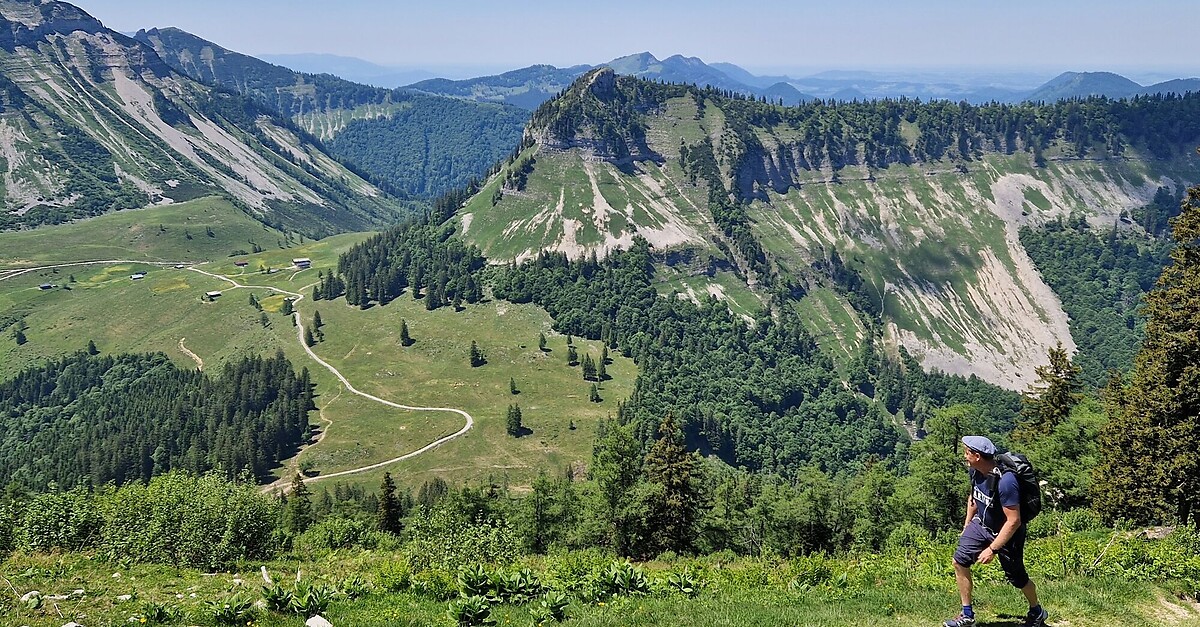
[306,616,333,627]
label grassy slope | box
[0,202,633,492]
[2,550,1196,627]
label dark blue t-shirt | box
[970,468,1020,532]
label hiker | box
[944,435,1047,627]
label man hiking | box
[944,436,1047,627]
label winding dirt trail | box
[178,337,203,371]
[0,261,474,489]
[186,267,475,489]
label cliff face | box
[460,73,1200,389]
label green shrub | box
[406,506,521,571]
[885,521,930,552]
[447,595,496,626]
[412,568,458,600]
[585,561,651,600]
[530,590,570,624]
[666,567,701,597]
[262,581,294,612]
[136,600,182,624]
[295,515,372,552]
[542,547,612,592]
[18,485,103,552]
[205,592,257,625]
[377,559,414,592]
[0,500,14,556]
[1062,508,1104,532]
[289,580,336,617]
[98,472,278,569]
[339,574,372,599]
[785,554,833,588]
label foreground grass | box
[2,550,1196,627]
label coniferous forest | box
[0,351,314,490]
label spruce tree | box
[538,332,547,352]
[567,345,578,366]
[1095,185,1200,526]
[283,473,313,534]
[377,472,403,534]
[510,377,519,395]
[1016,342,1081,441]
[86,339,98,355]
[582,354,597,380]
[589,383,601,403]
[400,319,413,346]
[643,414,704,555]
[470,340,485,367]
[506,403,524,436]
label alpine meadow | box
[2,1,1200,626]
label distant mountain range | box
[399,53,1200,110]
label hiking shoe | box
[1022,606,1048,627]
[944,614,976,627]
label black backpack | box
[987,452,1042,525]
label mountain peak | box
[0,0,104,49]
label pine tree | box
[13,329,26,345]
[400,319,413,346]
[506,403,524,436]
[567,345,578,366]
[589,383,602,403]
[510,377,519,395]
[377,472,403,534]
[538,332,547,352]
[86,339,98,355]
[1095,184,1200,526]
[281,298,293,316]
[1015,342,1081,441]
[470,340,485,367]
[304,327,315,347]
[248,293,261,310]
[643,414,704,554]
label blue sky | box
[70,0,1200,79]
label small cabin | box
[234,261,249,267]
[292,258,312,269]
[131,273,146,280]
[205,290,223,299]
[39,283,53,290]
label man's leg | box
[1021,579,1039,608]
[955,561,974,607]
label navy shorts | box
[953,519,1030,589]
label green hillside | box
[0,201,631,491]
[135,27,529,199]
[0,1,411,235]
[459,69,1200,391]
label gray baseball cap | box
[962,435,996,456]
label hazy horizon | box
[68,0,1200,84]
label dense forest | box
[0,350,313,490]
[1020,214,1173,387]
[534,72,1200,182]
[328,101,529,198]
[335,222,487,309]
[489,240,1020,474]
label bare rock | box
[306,616,333,627]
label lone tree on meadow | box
[505,403,524,436]
[582,354,597,381]
[400,319,413,346]
[538,332,547,352]
[470,340,486,367]
[567,344,578,366]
